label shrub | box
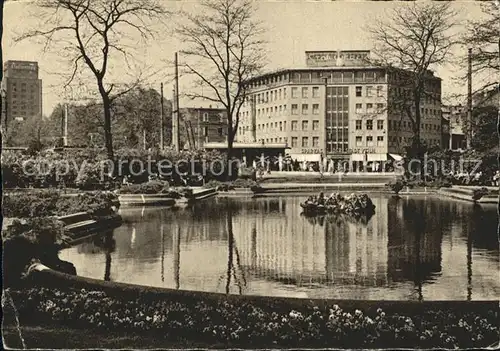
[2,217,68,245]
[118,181,170,194]
[3,190,60,218]
[75,161,111,190]
[231,178,258,188]
[55,192,120,218]
[204,179,258,191]
[3,191,119,218]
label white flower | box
[355,309,362,316]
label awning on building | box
[327,153,351,160]
[351,153,365,161]
[367,154,387,162]
[388,153,403,161]
[289,153,322,162]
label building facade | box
[237,50,442,164]
[179,107,228,149]
[1,61,43,127]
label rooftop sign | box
[305,50,371,67]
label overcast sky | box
[2,0,488,116]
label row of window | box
[254,84,387,103]
[355,103,386,114]
[247,70,387,89]
[355,136,385,147]
[254,135,442,148]
[240,120,322,134]
[200,113,225,123]
[354,86,385,98]
[355,119,384,130]
[388,120,441,132]
[392,88,440,105]
[195,126,224,137]
[291,136,320,148]
[388,136,441,146]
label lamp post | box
[322,76,328,160]
[467,47,472,149]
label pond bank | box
[118,187,217,206]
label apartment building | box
[237,50,442,164]
[179,107,227,149]
[1,61,43,128]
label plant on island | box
[301,192,376,219]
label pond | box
[59,195,499,300]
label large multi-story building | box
[1,60,43,127]
[179,107,227,149]
[237,50,442,164]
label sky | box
[2,0,490,116]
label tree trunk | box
[98,81,114,159]
[226,108,235,180]
[413,92,423,179]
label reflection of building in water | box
[325,207,389,286]
[233,197,389,287]
[387,198,443,283]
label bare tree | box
[367,2,458,164]
[462,1,499,103]
[175,0,266,170]
[16,0,169,158]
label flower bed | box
[10,286,499,349]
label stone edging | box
[25,264,498,313]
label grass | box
[2,325,228,349]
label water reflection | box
[59,196,499,300]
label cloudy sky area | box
[2,0,488,116]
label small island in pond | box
[300,192,376,218]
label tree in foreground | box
[175,0,266,176]
[367,2,458,176]
[16,0,169,158]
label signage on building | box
[302,148,322,154]
[305,50,370,67]
[349,148,376,154]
